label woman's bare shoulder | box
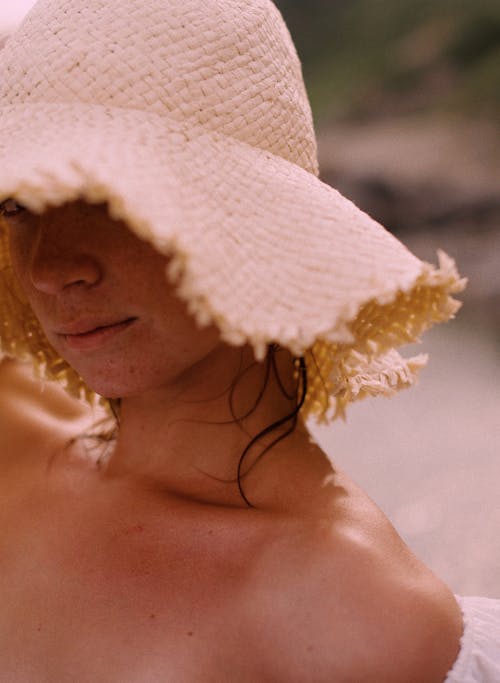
[250,465,463,683]
[0,358,91,467]
[310,504,463,683]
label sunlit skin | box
[1,200,463,682]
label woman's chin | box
[73,369,147,401]
[83,369,174,401]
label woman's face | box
[5,200,222,398]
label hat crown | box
[0,0,318,174]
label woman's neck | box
[99,344,315,508]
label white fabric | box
[445,595,500,682]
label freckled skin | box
[7,200,222,399]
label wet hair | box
[200,342,308,507]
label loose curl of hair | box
[186,342,308,507]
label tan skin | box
[0,201,462,682]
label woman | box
[0,0,498,681]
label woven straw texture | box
[0,0,466,422]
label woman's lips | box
[61,318,137,352]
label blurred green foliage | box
[274,0,500,123]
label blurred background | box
[1,0,499,595]
[276,0,500,597]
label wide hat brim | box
[0,102,466,421]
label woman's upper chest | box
[0,464,300,682]
[0,445,449,683]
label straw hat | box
[0,0,465,423]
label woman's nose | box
[29,236,102,295]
